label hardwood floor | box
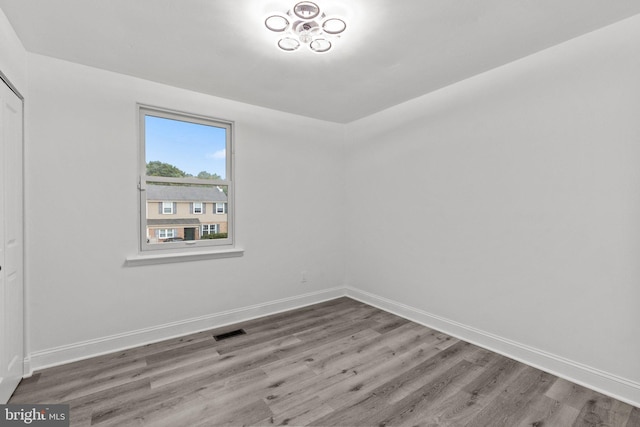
[9,297,640,426]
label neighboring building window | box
[216,202,227,214]
[162,201,174,214]
[202,224,219,235]
[157,229,176,239]
[139,105,234,252]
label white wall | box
[0,7,26,94]
[345,15,640,403]
[24,53,346,363]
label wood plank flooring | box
[9,297,640,426]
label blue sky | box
[145,115,227,179]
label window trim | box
[162,201,174,215]
[201,224,220,236]
[126,247,244,266]
[216,202,227,214]
[157,228,177,239]
[137,104,236,254]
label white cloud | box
[207,149,226,160]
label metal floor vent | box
[213,329,246,341]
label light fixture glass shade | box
[265,15,289,32]
[310,38,331,53]
[293,2,320,20]
[322,18,346,34]
[278,37,300,51]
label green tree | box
[197,171,221,180]
[146,161,189,178]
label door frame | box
[0,70,23,101]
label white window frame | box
[157,229,176,239]
[202,224,219,235]
[138,105,235,254]
[193,202,203,214]
[216,202,227,214]
[162,201,174,214]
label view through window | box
[139,107,233,251]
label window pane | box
[145,115,227,180]
[140,107,233,252]
[146,182,228,244]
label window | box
[157,229,176,239]
[162,202,174,214]
[202,224,219,235]
[139,106,234,252]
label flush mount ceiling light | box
[265,1,346,53]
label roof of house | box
[147,218,202,226]
[146,185,227,202]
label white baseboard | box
[26,287,346,375]
[345,286,640,408]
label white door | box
[0,77,24,403]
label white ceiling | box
[2,0,640,123]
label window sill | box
[125,247,244,266]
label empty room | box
[0,0,639,425]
